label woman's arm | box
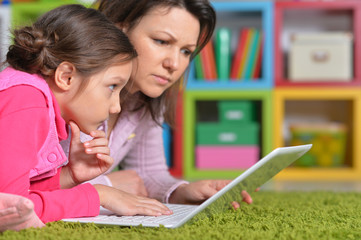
[117,112,188,203]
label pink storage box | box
[195,145,259,169]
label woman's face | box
[124,6,200,98]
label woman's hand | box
[107,170,148,197]
[0,193,44,232]
[60,121,113,189]
[93,185,172,216]
[168,180,255,209]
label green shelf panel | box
[184,90,273,180]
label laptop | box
[62,144,312,228]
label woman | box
[63,0,253,207]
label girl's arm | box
[0,86,100,222]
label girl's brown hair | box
[6,4,137,87]
[97,0,216,127]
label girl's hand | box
[0,193,44,232]
[94,185,172,216]
[107,170,148,197]
[168,180,256,209]
[61,121,113,189]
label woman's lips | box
[154,75,170,85]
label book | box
[252,35,263,79]
[200,40,217,81]
[194,53,204,80]
[215,27,231,81]
[230,28,248,80]
[244,29,260,80]
[237,28,254,79]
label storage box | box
[290,123,347,167]
[196,122,259,145]
[218,101,255,123]
[289,32,353,81]
[196,145,259,169]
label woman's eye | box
[154,39,167,45]
[181,48,192,56]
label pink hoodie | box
[0,67,99,223]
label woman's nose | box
[163,51,179,71]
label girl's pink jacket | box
[0,67,99,223]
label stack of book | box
[195,27,263,81]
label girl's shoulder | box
[0,85,47,117]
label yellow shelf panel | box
[276,167,361,181]
[273,88,361,180]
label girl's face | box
[61,60,132,134]
[125,6,200,98]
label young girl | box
[0,4,171,230]
[63,0,253,207]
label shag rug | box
[1,191,360,240]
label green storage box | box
[196,122,259,145]
[218,101,255,123]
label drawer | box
[196,122,259,145]
[196,145,259,169]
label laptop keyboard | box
[96,204,196,225]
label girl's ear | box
[54,62,77,91]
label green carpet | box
[1,191,361,240]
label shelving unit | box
[274,0,361,87]
[273,88,361,180]
[187,1,273,90]
[4,0,361,182]
[271,0,361,181]
[184,90,272,180]
[182,1,274,180]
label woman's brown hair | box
[6,4,137,87]
[96,0,216,127]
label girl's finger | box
[131,198,172,215]
[85,147,110,155]
[96,154,114,167]
[84,138,109,148]
[89,130,106,138]
[69,121,81,145]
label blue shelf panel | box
[162,123,172,167]
[186,1,274,90]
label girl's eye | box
[109,84,117,91]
